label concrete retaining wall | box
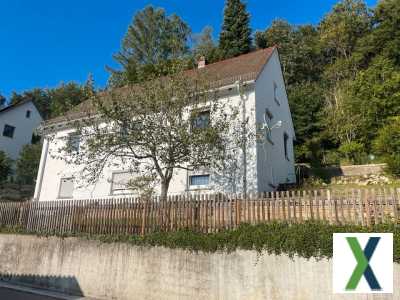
[0,234,398,300]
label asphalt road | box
[0,287,62,300]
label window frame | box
[188,174,210,187]
[2,124,15,139]
[58,177,74,199]
[26,110,31,118]
[110,170,135,196]
[67,133,81,153]
[191,109,211,131]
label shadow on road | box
[0,273,83,297]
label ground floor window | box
[110,171,134,195]
[58,177,74,199]
[189,174,210,186]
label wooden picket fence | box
[0,187,399,236]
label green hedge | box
[1,221,399,263]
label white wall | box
[36,89,258,201]
[0,102,43,161]
[254,50,296,192]
[0,234,398,300]
[36,51,296,200]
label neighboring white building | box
[34,47,296,201]
[0,100,43,161]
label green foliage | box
[346,57,400,146]
[288,82,326,161]
[338,141,365,165]
[2,221,399,263]
[0,151,12,183]
[109,6,191,86]
[10,81,91,120]
[256,20,324,85]
[356,0,400,66]
[319,0,371,59]
[192,26,222,64]
[15,144,42,185]
[219,0,252,58]
[373,117,400,177]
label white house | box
[0,99,43,161]
[34,47,296,201]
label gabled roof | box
[44,47,276,127]
[0,99,33,114]
[187,46,275,87]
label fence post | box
[141,200,147,236]
[393,188,399,223]
[364,189,371,226]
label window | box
[191,110,210,130]
[26,110,31,118]
[111,172,133,195]
[273,82,280,105]
[67,133,81,152]
[283,132,289,160]
[2,124,15,138]
[189,174,210,186]
[264,109,274,144]
[58,178,74,199]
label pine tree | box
[108,6,191,86]
[219,0,252,58]
[84,73,95,98]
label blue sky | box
[0,0,377,99]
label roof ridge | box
[201,46,275,68]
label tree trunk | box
[160,180,169,201]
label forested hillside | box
[3,0,399,171]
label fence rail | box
[0,188,399,236]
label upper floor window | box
[191,110,210,130]
[273,82,280,106]
[26,110,31,118]
[283,132,289,160]
[67,133,81,152]
[2,124,15,138]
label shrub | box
[338,141,365,165]
[373,117,400,177]
[15,144,42,184]
[1,221,399,263]
[0,150,12,183]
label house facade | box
[0,100,43,161]
[34,47,296,201]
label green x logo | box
[346,237,381,291]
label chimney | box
[197,56,206,69]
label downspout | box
[33,137,49,201]
[236,80,247,199]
